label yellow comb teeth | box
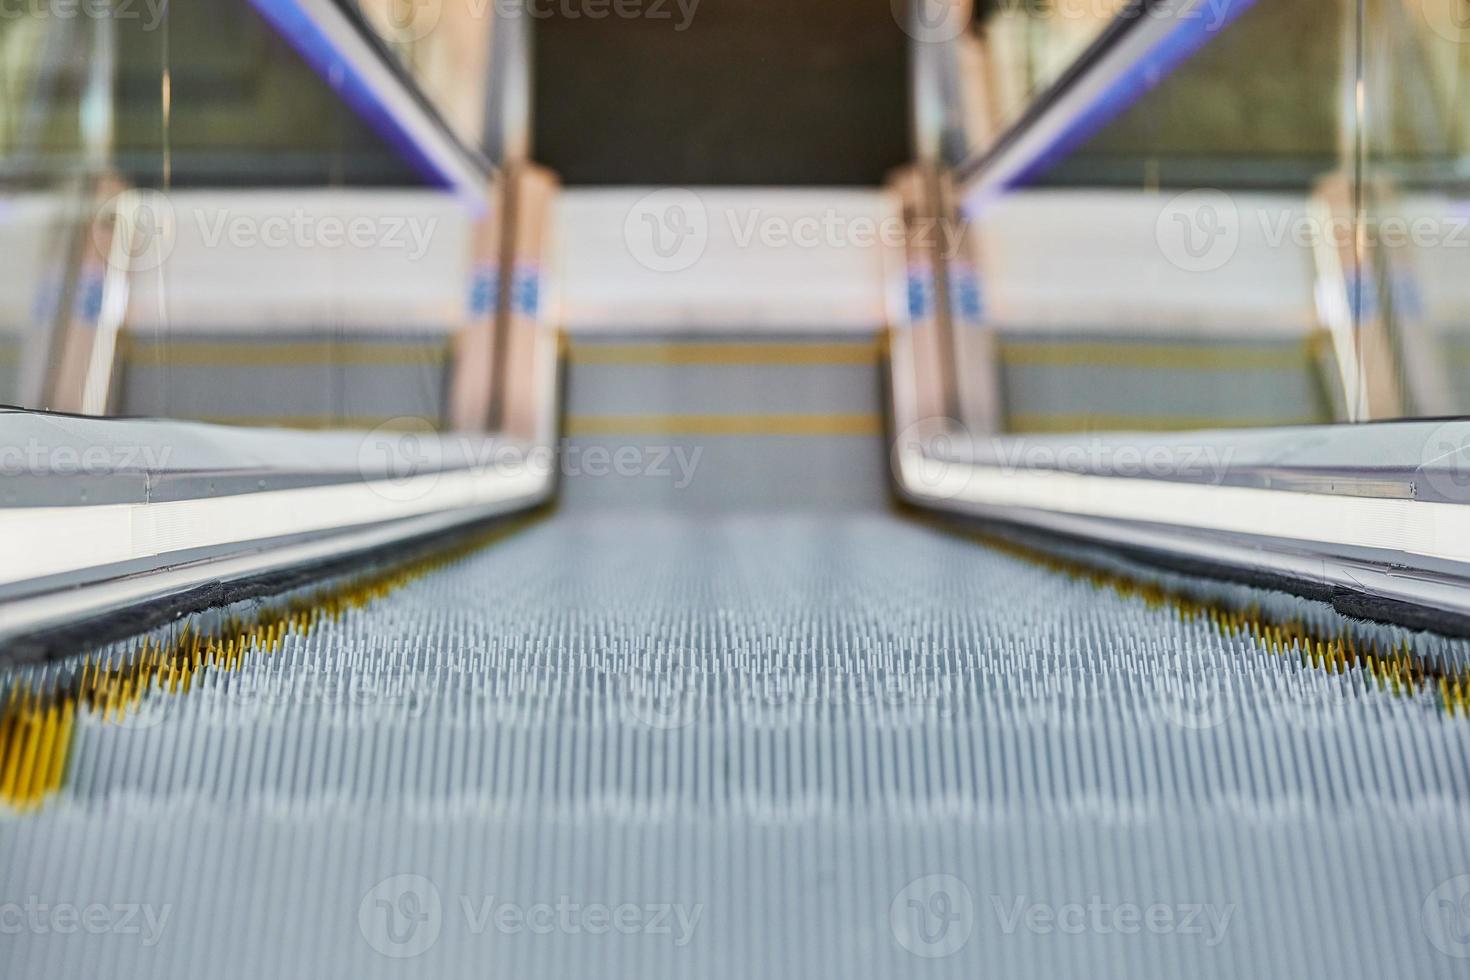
[2,506,1464,815]
[930,517,1470,715]
[0,690,72,812]
[0,513,541,812]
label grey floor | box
[4,511,1470,978]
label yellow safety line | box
[565,413,882,437]
[568,341,881,366]
[998,339,1319,371]
[0,511,545,812]
[120,340,451,367]
[1006,414,1326,434]
[917,513,1470,718]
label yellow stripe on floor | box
[120,340,451,367]
[998,339,1319,371]
[569,341,880,367]
[566,413,882,436]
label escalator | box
[5,0,1470,977]
[5,326,1470,977]
[4,497,1469,977]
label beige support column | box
[936,170,1002,437]
[493,163,561,447]
[888,164,959,427]
[447,180,503,432]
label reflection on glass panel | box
[353,0,495,149]
[987,0,1133,114]
[955,0,1470,435]
[111,1,419,187]
[1,0,490,433]
[0,13,102,411]
[1362,0,1470,416]
[956,0,1133,156]
[0,191,75,409]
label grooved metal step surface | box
[3,512,1469,978]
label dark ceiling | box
[532,0,911,185]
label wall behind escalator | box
[533,0,910,185]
